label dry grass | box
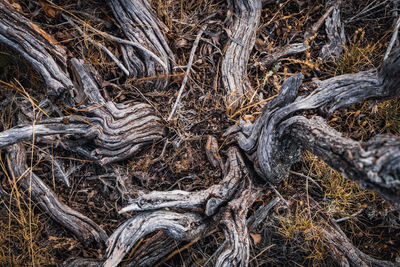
[0,0,399,266]
[0,153,55,266]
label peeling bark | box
[119,146,246,215]
[320,2,346,61]
[103,211,209,267]
[0,0,399,266]
[280,116,400,203]
[216,188,259,267]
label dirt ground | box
[0,0,399,266]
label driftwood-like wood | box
[104,211,209,267]
[320,2,346,61]
[101,144,258,266]
[6,143,107,247]
[119,146,246,215]
[1,0,400,266]
[0,1,73,100]
[109,0,174,89]
[233,49,400,203]
[256,43,309,67]
[216,188,259,267]
[0,57,164,165]
[222,0,262,111]
[268,199,397,266]
[280,116,400,203]
[320,214,397,267]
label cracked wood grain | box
[222,0,262,112]
[6,143,107,247]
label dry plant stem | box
[168,25,206,120]
[304,5,335,40]
[6,143,107,247]
[256,43,309,67]
[222,0,262,111]
[102,145,257,266]
[0,59,165,164]
[119,146,246,214]
[311,200,398,267]
[384,16,400,61]
[109,0,174,89]
[42,151,71,187]
[68,15,168,73]
[63,15,130,76]
[0,1,73,100]
[281,116,400,203]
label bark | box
[6,143,107,247]
[216,188,259,267]
[100,145,258,266]
[0,0,399,266]
[320,2,346,61]
[103,211,209,267]
[109,0,174,90]
[222,0,262,112]
[237,47,400,202]
[256,43,309,68]
[0,1,73,101]
[280,116,400,203]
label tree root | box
[222,0,262,112]
[109,0,174,89]
[6,143,107,247]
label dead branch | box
[6,143,107,247]
[222,0,262,111]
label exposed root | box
[222,0,262,112]
[6,143,107,247]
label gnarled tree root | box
[109,0,174,89]
[233,48,400,203]
[6,143,107,247]
[96,145,259,266]
[0,0,73,100]
[222,0,262,112]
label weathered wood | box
[6,143,107,247]
[256,43,309,67]
[310,199,397,267]
[101,144,258,266]
[103,211,209,267]
[0,1,73,100]
[109,0,174,89]
[1,0,399,265]
[0,58,165,164]
[119,146,246,215]
[0,101,164,165]
[234,48,400,203]
[320,2,346,61]
[320,215,397,266]
[280,116,400,203]
[216,188,259,267]
[222,0,262,112]
[125,231,177,267]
